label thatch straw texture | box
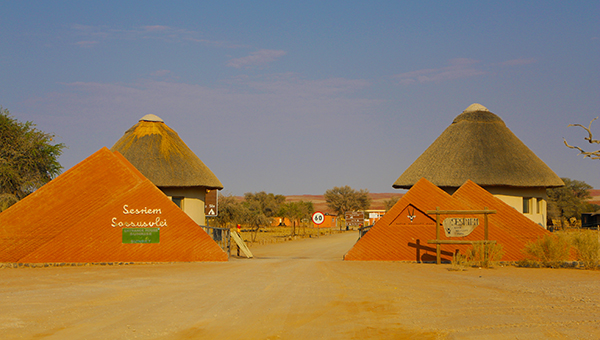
[111,117,223,189]
[393,104,564,189]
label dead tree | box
[564,117,600,160]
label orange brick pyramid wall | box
[344,178,549,262]
[0,147,227,263]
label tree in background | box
[279,200,314,236]
[547,178,598,228]
[240,199,272,243]
[324,185,371,217]
[383,196,400,211]
[564,117,599,160]
[213,191,283,242]
[212,193,241,228]
[0,107,65,211]
[243,191,286,218]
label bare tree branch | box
[564,117,600,159]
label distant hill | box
[589,189,600,206]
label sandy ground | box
[1,232,599,340]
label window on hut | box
[172,197,184,209]
[523,197,531,214]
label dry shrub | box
[450,252,470,271]
[569,230,600,269]
[522,233,570,268]
[450,243,504,270]
[467,242,504,268]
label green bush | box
[522,233,570,268]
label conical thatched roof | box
[111,115,223,189]
[393,104,564,189]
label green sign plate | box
[122,228,160,244]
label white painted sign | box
[112,204,167,228]
[443,217,479,237]
[345,211,364,226]
[312,211,325,225]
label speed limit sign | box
[312,211,325,225]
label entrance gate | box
[426,207,496,264]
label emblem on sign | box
[407,207,416,222]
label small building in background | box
[581,211,600,229]
[111,115,223,226]
[312,213,338,229]
[393,104,564,228]
[365,210,386,226]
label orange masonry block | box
[344,178,549,262]
[0,147,228,264]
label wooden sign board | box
[443,217,479,237]
[205,189,218,216]
[345,211,364,226]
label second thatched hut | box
[393,103,564,228]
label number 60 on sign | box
[312,211,325,225]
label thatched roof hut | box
[111,115,223,190]
[393,104,564,191]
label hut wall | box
[161,187,207,226]
[443,186,548,228]
[484,186,548,227]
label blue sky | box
[1,1,598,195]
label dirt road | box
[1,232,599,339]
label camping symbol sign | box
[443,218,479,237]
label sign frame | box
[312,211,325,225]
